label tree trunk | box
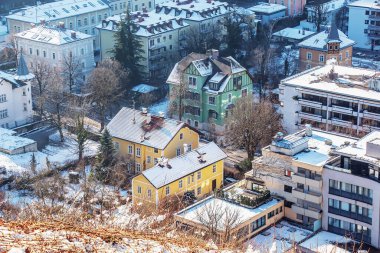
[56,105,64,142]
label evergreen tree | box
[30,153,37,175]
[95,128,115,181]
[110,11,145,85]
[223,17,242,58]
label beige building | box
[6,0,110,50]
[246,126,355,231]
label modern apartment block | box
[298,22,355,71]
[279,63,380,137]
[323,131,380,248]
[98,11,189,79]
[247,127,355,231]
[348,0,380,51]
[6,0,110,50]
[15,24,95,81]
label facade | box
[322,131,380,248]
[248,3,286,25]
[132,142,226,207]
[98,11,189,79]
[247,128,355,231]
[0,0,54,16]
[279,63,380,137]
[105,0,128,15]
[106,107,200,172]
[0,55,33,129]
[6,0,110,50]
[167,50,254,134]
[298,22,355,71]
[175,182,284,243]
[348,0,380,51]
[269,0,306,16]
[15,24,95,80]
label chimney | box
[71,31,76,39]
[40,19,46,26]
[142,107,148,115]
[158,111,165,118]
[58,21,65,29]
[31,23,36,28]
[305,124,312,137]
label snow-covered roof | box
[15,25,93,45]
[299,231,352,253]
[98,12,189,37]
[141,142,226,188]
[282,65,380,103]
[249,3,287,14]
[306,0,346,12]
[131,84,158,94]
[0,128,36,152]
[107,107,190,149]
[272,135,308,149]
[176,196,281,230]
[6,0,109,23]
[156,0,231,21]
[348,0,380,9]
[0,71,29,89]
[273,28,315,40]
[298,28,355,50]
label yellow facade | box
[112,126,199,172]
[132,160,224,207]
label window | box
[197,186,201,195]
[284,185,292,193]
[195,121,199,127]
[233,76,242,90]
[187,176,191,184]
[165,186,170,195]
[346,51,349,58]
[136,147,141,157]
[98,15,102,22]
[43,51,46,57]
[22,89,26,96]
[364,29,368,34]
[188,76,196,87]
[267,210,275,219]
[78,19,81,27]
[197,171,201,180]
[208,96,215,105]
[81,48,84,55]
[176,148,181,156]
[339,54,342,61]
[187,144,192,152]
[128,145,133,154]
[91,16,95,24]
[29,48,32,55]
[0,94,6,103]
[149,39,154,47]
[169,45,172,50]
[114,142,120,150]
[319,55,324,62]
[228,93,232,103]
[137,186,142,194]
[157,38,160,43]
[147,189,152,198]
[147,156,151,163]
[154,148,159,153]
[36,49,39,56]
[136,163,141,172]
[127,163,132,171]
[213,164,217,173]
[154,158,158,164]
[307,52,312,60]
[251,216,266,232]
[84,18,88,25]
[52,53,56,60]
[69,22,73,29]
[365,10,369,15]
[365,20,369,24]
[180,133,183,140]
[169,35,172,39]
[179,180,183,188]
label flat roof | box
[348,0,380,9]
[249,3,286,14]
[176,196,281,230]
[273,28,315,40]
[0,128,36,151]
[299,231,352,253]
[282,64,380,103]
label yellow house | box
[132,142,227,207]
[107,107,200,173]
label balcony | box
[329,187,372,205]
[293,188,322,204]
[331,118,354,127]
[362,124,380,131]
[368,33,380,38]
[328,226,371,244]
[328,207,372,225]
[293,173,322,189]
[292,204,322,220]
[149,44,166,51]
[298,112,323,122]
[368,25,380,31]
[363,110,380,121]
[299,99,322,108]
[331,105,353,114]
[369,14,380,20]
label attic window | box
[209,82,219,91]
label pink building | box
[269,0,306,16]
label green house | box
[167,50,254,134]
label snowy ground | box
[352,57,380,70]
[248,220,312,253]
[299,231,352,253]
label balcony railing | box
[299,112,323,122]
[331,105,354,114]
[363,110,380,121]
[328,207,372,225]
[331,118,354,127]
[328,226,371,244]
[299,99,322,108]
[368,25,380,31]
[329,187,372,205]
[369,14,380,20]
[368,33,380,38]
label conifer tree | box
[95,128,115,181]
[110,10,145,85]
[30,153,37,175]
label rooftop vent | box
[305,124,312,137]
[274,132,284,142]
[142,107,148,115]
[366,138,380,159]
[324,139,332,145]
[58,21,65,29]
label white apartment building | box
[279,63,380,137]
[348,0,380,51]
[247,127,355,231]
[323,131,380,248]
[0,55,33,129]
[6,0,110,50]
[248,3,286,25]
[105,0,128,15]
[98,11,189,79]
[15,24,95,80]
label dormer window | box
[188,76,196,87]
[209,82,219,90]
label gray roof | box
[327,19,340,42]
[141,142,227,188]
[272,135,308,149]
[17,52,29,77]
[107,107,187,149]
[0,71,28,89]
[298,29,355,50]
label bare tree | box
[309,1,329,32]
[62,53,83,93]
[5,33,19,65]
[226,96,282,164]
[169,74,188,121]
[30,59,53,116]
[86,59,124,131]
[43,72,67,142]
